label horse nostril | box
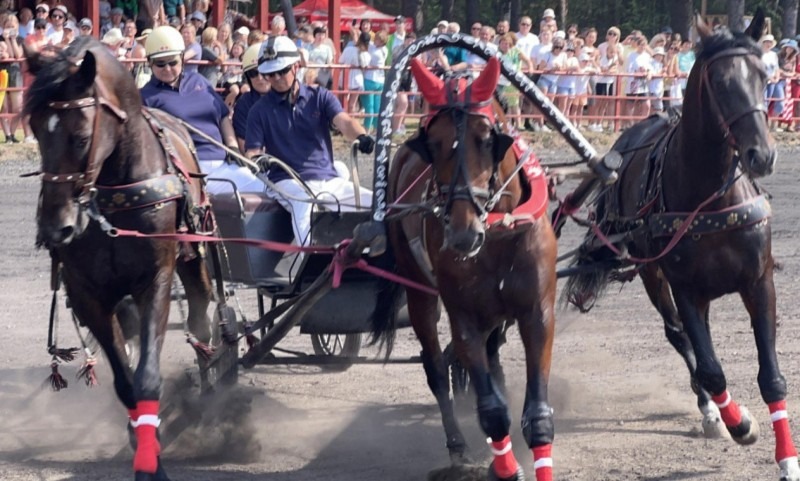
[56,225,75,244]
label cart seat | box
[209,191,294,286]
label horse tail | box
[562,237,619,314]
[367,245,401,359]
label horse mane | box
[695,27,761,62]
[24,37,137,117]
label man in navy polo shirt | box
[140,26,263,194]
[244,35,375,246]
[232,43,269,151]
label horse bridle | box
[41,76,128,206]
[427,75,505,223]
[699,47,768,146]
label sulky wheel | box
[310,333,362,371]
[208,304,239,386]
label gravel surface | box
[2,136,800,481]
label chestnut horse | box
[26,37,215,481]
[383,57,557,481]
[565,12,799,481]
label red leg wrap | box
[133,400,161,474]
[769,400,799,463]
[712,390,743,427]
[488,436,520,479]
[532,444,553,481]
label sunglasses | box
[245,69,266,79]
[153,59,180,68]
[520,22,531,26]
[607,32,618,36]
[266,65,292,78]
[471,27,481,30]
[568,30,577,34]
[51,14,64,20]
[80,26,91,30]
[35,25,46,30]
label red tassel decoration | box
[77,358,99,387]
[186,334,215,361]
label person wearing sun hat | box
[139,26,263,195]
[649,46,666,113]
[78,18,93,36]
[244,35,374,247]
[762,34,781,120]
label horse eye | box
[73,136,90,150]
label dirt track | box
[2,137,800,481]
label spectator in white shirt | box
[626,36,652,126]
[46,5,67,45]
[516,16,539,56]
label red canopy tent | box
[292,0,412,32]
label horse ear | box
[695,12,713,40]
[75,51,97,91]
[493,133,515,164]
[410,58,445,105]
[745,8,766,41]
[472,57,500,102]
[404,130,433,164]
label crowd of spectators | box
[2,1,799,142]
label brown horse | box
[26,37,216,481]
[565,12,800,481]
[383,57,557,481]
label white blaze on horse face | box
[47,114,60,133]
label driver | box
[139,26,264,195]
[244,36,374,246]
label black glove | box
[225,146,241,164]
[357,134,375,154]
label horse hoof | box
[449,450,473,466]
[728,406,759,445]
[700,402,729,439]
[779,457,800,481]
[488,462,525,481]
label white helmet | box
[145,26,185,59]
[241,44,261,73]
[257,35,300,74]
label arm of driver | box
[332,111,367,142]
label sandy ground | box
[2,135,800,481]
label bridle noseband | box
[699,47,768,146]
[42,78,128,205]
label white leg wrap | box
[534,458,553,470]
[130,415,161,428]
[779,456,800,481]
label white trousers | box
[262,176,372,246]
[200,160,267,195]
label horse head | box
[25,38,137,248]
[693,8,776,178]
[405,57,514,257]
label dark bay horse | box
[565,12,799,480]
[26,37,215,481]
[385,57,557,481]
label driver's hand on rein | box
[357,134,375,154]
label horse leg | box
[639,265,722,437]
[176,256,213,392]
[515,301,555,481]
[455,328,522,481]
[131,267,175,481]
[487,327,507,397]
[672,290,759,447]
[740,270,800,481]
[410,290,469,464]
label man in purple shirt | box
[140,26,263,194]
[245,35,374,246]
[232,43,269,150]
